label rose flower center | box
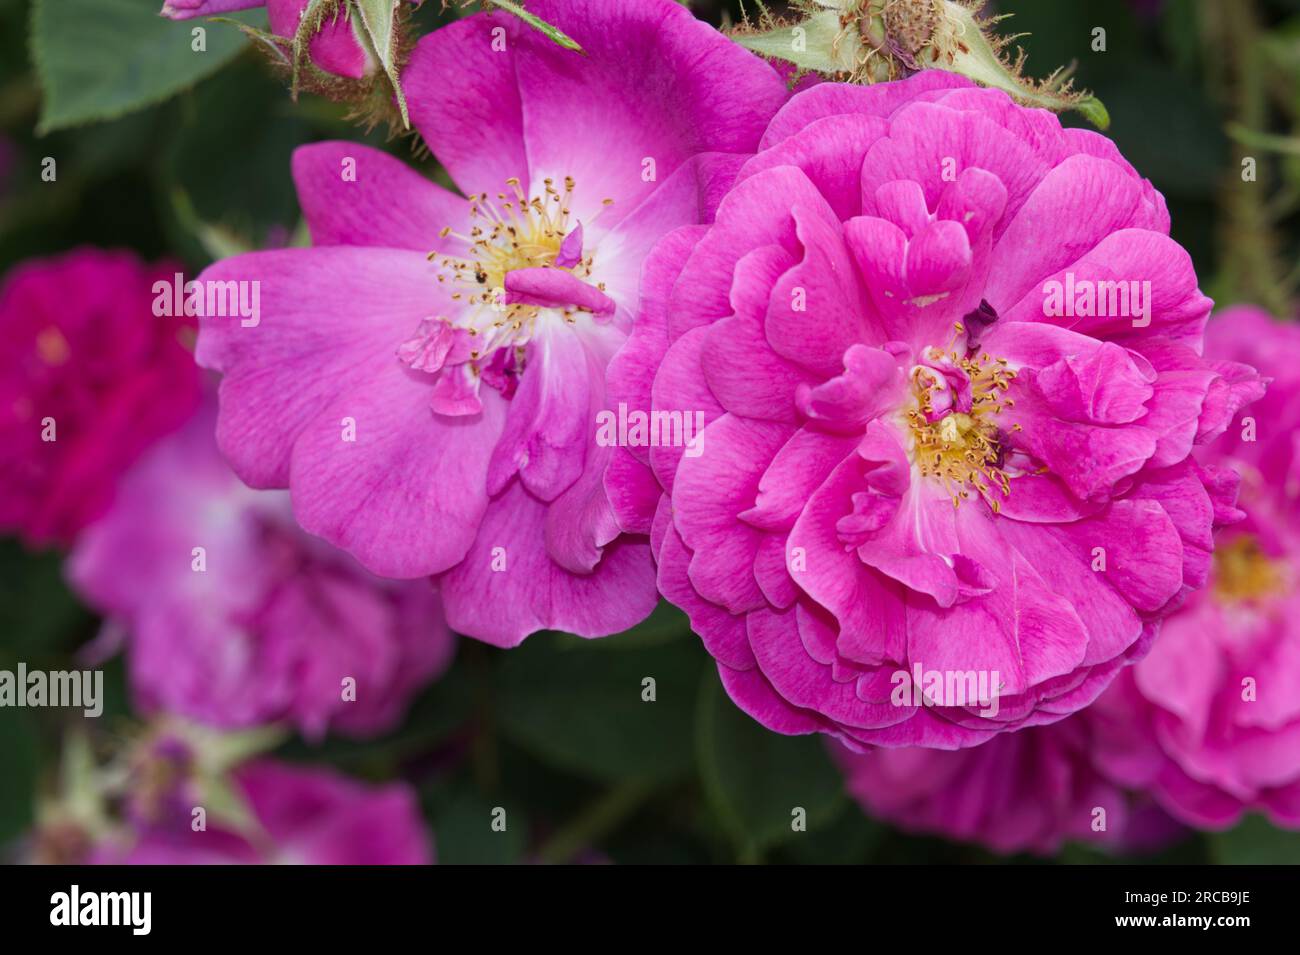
[904,344,1016,512]
[433,176,596,343]
[1214,534,1284,602]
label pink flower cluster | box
[0,248,444,864]
[9,0,1300,864]
[69,395,455,739]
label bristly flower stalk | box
[734,0,1109,129]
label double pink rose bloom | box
[193,0,1264,753]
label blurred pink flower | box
[69,394,455,740]
[1090,306,1300,829]
[607,71,1263,749]
[160,0,384,79]
[0,248,200,547]
[94,758,433,864]
[193,0,789,646]
[831,717,1185,856]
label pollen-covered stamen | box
[1214,535,1285,602]
[428,176,614,362]
[905,345,1017,511]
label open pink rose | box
[831,717,1186,855]
[1090,306,1300,829]
[69,394,455,740]
[194,0,788,645]
[92,758,433,865]
[608,72,1263,748]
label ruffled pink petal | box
[291,142,468,251]
[402,14,528,198]
[509,0,787,225]
[289,362,507,579]
[439,482,657,647]
[195,247,455,488]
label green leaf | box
[424,784,526,864]
[486,0,584,54]
[494,628,704,783]
[0,539,92,658]
[1211,814,1300,865]
[31,0,249,134]
[696,668,844,858]
[352,0,409,128]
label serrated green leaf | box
[696,668,844,858]
[31,0,249,134]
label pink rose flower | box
[69,394,455,740]
[160,0,381,79]
[1090,306,1300,829]
[0,248,200,547]
[194,0,789,645]
[607,72,1263,748]
[831,719,1186,856]
[93,758,433,864]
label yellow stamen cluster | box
[430,176,611,361]
[906,348,1017,511]
[1214,535,1284,602]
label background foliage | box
[2,0,1299,863]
